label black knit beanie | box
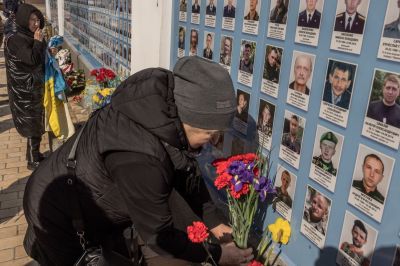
[173,56,236,130]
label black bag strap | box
[66,122,88,250]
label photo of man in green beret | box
[312,131,339,176]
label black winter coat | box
[23,68,223,265]
[4,4,46,138]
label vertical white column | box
[131,0,173,74]
[57,0,64,35]
[45,0,52,21]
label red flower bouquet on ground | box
[212,153,275,249]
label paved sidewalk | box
[0,45,88,265]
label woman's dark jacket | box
[4,4,46,138]
[23,68,223,265]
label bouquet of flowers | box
[90,67,119,88]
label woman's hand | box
[219,242,254,266]
[34,29,43,42]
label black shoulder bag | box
[66,123,140,266]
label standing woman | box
[4,4,46,170]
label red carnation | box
[214,172,231,190]
[247,260,263,266]
[228,153,257,164]
[229,183,250,199]
[90,69,98,76]
[187,221,209,243]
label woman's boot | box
[26,137,41,170]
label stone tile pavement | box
[0,43,89,264]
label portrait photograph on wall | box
[309,125,344,192]
[205,0,217,27]
[189,28,199,56]
[238,40,257,87]
[257,99,276,150]
[319,58,358,128]
[233,89,251,135]
[191,0,201,24]
[279,110,306,169]
[295,0,324,46]
[348,144,395,222]
[300,185,332,249]
[203,31,215,60]
[336,211,378,266]
[378,0,400,63]
[268,0,290,40]
[286,50,316,111]
[274,164,297,221]
[242,0,261,35]
[179,0,187,21]
[362,69,400,149]
[177,26,186,58]
[219,35,234,72]
[330,0,370,54]
[222,0,236,31]
[261,45,283,98]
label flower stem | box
[202,242,218,266]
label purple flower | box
[228,161,255,192]
[254,177,275,202]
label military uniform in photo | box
[334,12,365,34]
[276,186,292,208]
[298,10,321,29]
[312,156,337,176]
[281,133,301,154]
[303,207,326,235]
[383,19,400,39]
[352,180,384,204]
[263,63,279,83]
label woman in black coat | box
[4,3,46,170]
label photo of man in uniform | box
[190,29,198,55]
[323,61,355,110]
[223,0,236,18]
[220,36,233,66]
[203,33,213,60]
[383,0,400,39]
[180,0,187,12]
[298,0,322,29]
[206,0,216,15]
[178,27,185,49]
[340,220,371,265]
[334,0,366,34]
[289,54,313,95]
[235,92,249,123]
[239,43,254,74]
[352,154,385,204]
[281,115,302,154]
[303,189,330,235]
[270,0,289,24]
[312,131,338,176]
[192,0,200,13]
[367,74,400,128]
[275,170,293,208]
[263,46,281,83]
[244,0,259,21]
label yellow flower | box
[267,217,291,244]
[92,94,100,103]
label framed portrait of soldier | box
[202,31,215,60]
[238,40,256,87]
[279,110,306,169]
[191,0,201,24]
[330,0,370,54]
[295,0,324,46]
[233,89,251,135]
[222,0,236,31]
[309,125,344,192]
[205,0,217,27]
[180,0,188,18]
[242,0,261,35]
[300,185,332,249]
[189,29,199,56]
[261,45,283,98]
[219,35,234,73]
[336,211,378,266]
[257,99,276,150]
[274,165,297,221]
[177,26,186,58]
[362,69,400,149]
[319,59,357,128]
[286,51,315,111]
[378,0,400,62]
[267,0,290,40]
[348,144,395,222]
